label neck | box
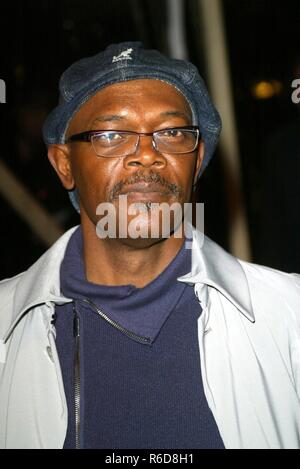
[80,214,186,288]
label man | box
[0,42,300,449]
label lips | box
[118,182,171,195]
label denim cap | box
[43,41,222,213]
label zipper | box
[81,297,152,345]
[73,303,81,450]
[72,298,152,449]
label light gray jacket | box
[0,226,300,449]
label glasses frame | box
[66,126,201,157]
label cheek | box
[172,157,197,192]
[72,150,122,206]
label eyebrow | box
[159,111,190,120]
[92,115,125,124]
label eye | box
[94,132,125,146]
[160,129,184,138]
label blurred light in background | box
[251,80,283,99]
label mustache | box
[108,170,182,200]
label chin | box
[117,236,166,250]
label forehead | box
[67,79,192,134]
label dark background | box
[0,0,299,278]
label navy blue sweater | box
[55,227,224,448]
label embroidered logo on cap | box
[112,48,133,63]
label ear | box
[193,140,205,186]
[47,144,75,190]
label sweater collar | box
[59,226,191,342]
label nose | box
[123,135,167,170]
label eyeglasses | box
[67,126,200,158]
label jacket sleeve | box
[241,261,300,399]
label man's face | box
[49,79,204,246]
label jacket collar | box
[178,228,255,322]
[3,227,78,342]
[3,224,254,342]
